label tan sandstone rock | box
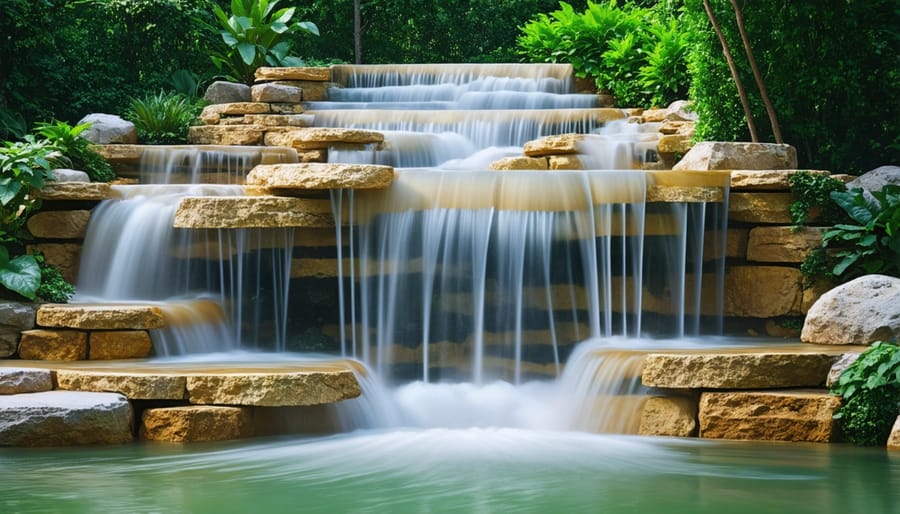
[642,351,837,389]
[243,114,314,127]
[699,390,840,442]
[140,406,253,442]
[728,192,794,224]
[746,226,826,263]
[18,329,88,360]
[199,103,271,125]
[263,128,384,150]
[89,331,153,360]
[56,370,187,400]
[36,182,112,201]
[673,142,798,171]
[638,396,698,437]
[523,134,584,157]
[802,275,900,345]
[251,83,302,103]
[186,370,361,407]
[888,416,900,450]
[723,266,803,317]
[188,125,264,145]
[730,169,831,191]
[247,163,395,191]
[657,134,693,155]
[37,304,166,330]
[548,155,584,170]
[489,156,549,170]
[255,67,331,82]
[173,196,334,229]
[26,210,92,239]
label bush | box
[517,1,691,107]
[831,342,900,446]
[34,121,116,182]
[684,0,899,173]
[33,251,75,303]
[125,91,203,145]
[788,171,849,227]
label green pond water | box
[2,429,897,514]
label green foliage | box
[33,251,75,303]
[788,171,849,227]
[0,246,41,301]
[125,91,204,145]
[684,0,899,173]
[821,186,900,280]
[207,0,320,85]
[517,1,691,107]
[0,136,56,242]
[831,341,900,446]
[34,121,116,183]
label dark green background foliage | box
[684,0,899,174]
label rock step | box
[247,162,395,191]
[641,348,857,389]
[0,390,133,446]
[37,303,166,330]
[173,196,335,229]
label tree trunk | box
[354,0,362,64]
[730,0,783,143]
[702,0,759,142]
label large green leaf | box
[237,42,257,65]
[0,253,40,300]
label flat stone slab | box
[56,370,187,400]
[264,128,384,150]
[699,390,840,443]
[247,163,395,191]
[36,182,112,201]
[18,329,88,360]
[173,196,334,229]
[26,210,92,239]
[256,66,331,82]
[0,390,133,446]
[746,226,826,263]
[730,169,831,190]
[0,368,53,394]
[37,303,166,330]
[642,349,847,389]
[141,406,253,442]
[728,192,793,224]
[186,370,361,406]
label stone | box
[801,275,900,345]
[203,81,252,104]
[246,163,395,191]
[269,103,306,114]
[0,301,36,357]
[18,329,88,360]
[251,83,303,103]
[888,416,900,450]
[746,226,826,263]
[77,114,137,144]
[664,100,698,122]
[698,390,840,443]
[728,192,793,223]
[37,303,166,330]
[638,396,698,437]
[186,370,361,407]
[173,196,334,229]
[25,243,80,283]
[846,165,900,191]
[548,155,583,170]
[673,142,798,171]
[255,67,331,82]
[0,368,53,394]
[523,134,583,157]
[36,182,112,201]
[657,134,693,154]
[826,352,862,387]
[243,114,314,127]
[730,169,831,191]
[198,102,271,125]
[488,156,548,170]
[140,405,253,442]
[658,120,694,136]
[0,391,133,446]
[51,169,90,182]
[645,186,725,203]
[56,370,187,400]
[26,210,92,239]
[642,351,837,389]
[723,266,803,317]
[188,125,264,145]
[641,108,667,123]
[263,128,384,150]
[89,331,153,360]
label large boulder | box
[0,391,133,446]
[673,142,797,171]
[801,275,900,345]
[203,81,252,104]
[77,114,137,144]
[846,165,900,191]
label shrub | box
[33,121,116,182]
[517,1,691,107]
[33,251,75,303]
[831,342,900,446]
[207,0,319,85]
[788,171,849,227]
[821,186,900,280]
[125,91,203,145]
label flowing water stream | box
[20,63,897,512]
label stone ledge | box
[730,169,831,190]
[746,226,826,263]
[247,163,395,191]
[26,210,92,239]
[173,196,335,229]
[264,128,384,150]
[256,66,331,82]
[0,367,53,394]
[56,370,187,400]
[186,370,361,407]
[728,192,793,224]
[642,350,842,389]
[37,304,166,330]
[36,182,112,201]
[698,390,840,443]
[0,390,133,446]
[18,329,88,360]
